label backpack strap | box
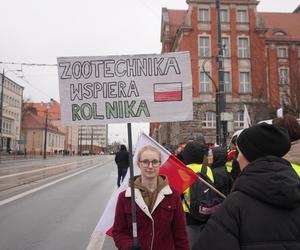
[200,163,207,176]
[200,163,214,183]
[184,164,206,212]
[182,195,191,212]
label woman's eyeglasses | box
[139,159,161,168]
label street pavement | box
[0,156,118,250]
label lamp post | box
[90,126,94,154]
[0,70,4,152]
[43,99,53,159]
[43,109,48,159]
[78,126,83,155]
[216,0,227,146]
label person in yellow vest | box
[273,114,300,176]
[181,141,214,248]
[226,135,241,182]
[193,123,299,250]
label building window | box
[273,31,286,36]
[279,68,289,85]
[220,9,229,23]
[199,36,210,57]
[202,112,216,128]
[200,71,212,93]
[198,8,210,22]
[237,9,248,23]
[224,71,231,93]
[239,72,251,93]
[221,37,230,57]
[277,47,288,58]
[238,37,249,58]
[234,111,244,128]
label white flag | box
[243,105,252,128]
[276,108,283,118]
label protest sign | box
[57,52,193,125]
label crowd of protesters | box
[112,114,300,250]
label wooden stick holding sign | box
[127,123,140,249]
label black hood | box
[182,142,208,165]
[212,147,227,169]
[235,156,300,209]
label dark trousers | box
[117,168,128,187]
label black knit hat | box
[237,123,291,162]
[182,141,208,165]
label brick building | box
[150,0,300,146]
[31,100,79,155]
[21,111,65,156]
[21,100,108,155]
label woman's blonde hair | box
[136,146,161,163]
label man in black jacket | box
[115,145,129,187]
[193,123,300,250]
[211,146,232,196]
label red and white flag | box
[154,82,182,102]
[94,132,198,237]
[243,104,252,129]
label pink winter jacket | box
[112,185,189,250]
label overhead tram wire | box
[134,0,161,19]
[0,61,57,67]
[0,61,57,100]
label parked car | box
[81,150,90,156]
[16,150,25,155]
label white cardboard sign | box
[57,52,193,125]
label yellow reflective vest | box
[291,163,300,177]
[182,163,214,213]
[225,162,233,172]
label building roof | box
[0,74,25,90]
[260,12,300,42]
[163,5,300,44]
[22,112,64,134]
[27,99,61,120]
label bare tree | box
[282,68,300,116]
[22,100,37,117]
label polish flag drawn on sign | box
[154,82,182,102]
[94,132,198,237]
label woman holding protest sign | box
[112,145,189,250]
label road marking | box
[0,163,101,207]
[86,185,117,250]
[86,231,106,250]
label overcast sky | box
[1,0,299,144]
